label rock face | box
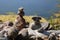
[47,30,60,34]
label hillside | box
[0,15,47,23]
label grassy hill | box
[0,15,47,23]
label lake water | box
[0,0,59,18]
